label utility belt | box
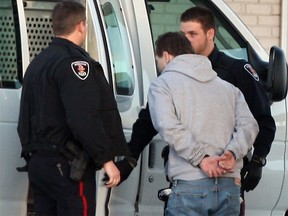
[18,140,97,182]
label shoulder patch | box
[244,64,259,81]
[71,61,90,80]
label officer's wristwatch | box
[252,155,267,167]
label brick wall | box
[224,0,281,52]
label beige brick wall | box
[224,0,281,52]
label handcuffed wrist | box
[197,155,209,168]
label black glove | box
[241,160,262,192]
[17,153,31,172]
[115,157,137,185]
[161,145,169,166]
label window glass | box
[147,0,248,60]
[0,0,22,89]
[102,2,134,96]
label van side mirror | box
[267,46,288,102]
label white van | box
[0,0,287,215]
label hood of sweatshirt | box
[163,54,217,82]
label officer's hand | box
[103,161,121,187]
[241,161,262,192]
[115,157,137,185]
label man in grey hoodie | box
[148,32,259,216]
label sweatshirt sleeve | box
[225,87,259,159]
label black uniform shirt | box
[18,37,130,165]
[208,45,276,157]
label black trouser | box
[28,152,96,216]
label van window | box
[24,2,54,62]
[147,0,248,60]
[0,0,22,89]
[102,2,134,96]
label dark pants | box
[28,152,96,216]
[239,189,245,216]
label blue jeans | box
[165,178,240,216]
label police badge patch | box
[71,61,90,80]
[244,64,259,81]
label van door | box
[0,0,29,215]
[92,0,144,215]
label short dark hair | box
[52,1,86,36]
[155,32,194,57]
[180,6,216,33]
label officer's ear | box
[207,28,215,41]
[78,21,87,34]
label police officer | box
[116,6,275,216]
[17,2,130,216]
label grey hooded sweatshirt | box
[148,54,259,181]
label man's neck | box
[202,43,215,57]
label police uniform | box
[208,46,276,215]
[17,37,130,216]
[128,104,157,160]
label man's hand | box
[115,157,136,185]
[199,156,225,177]
[218,150,236,173]
[241,160,262,192]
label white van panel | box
[0,122,28,216]
[0,0,287,215]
